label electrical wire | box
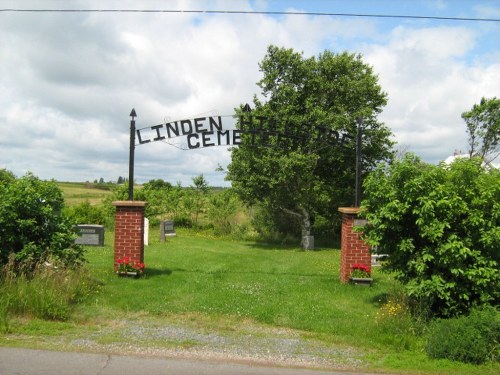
[0,8,498,22]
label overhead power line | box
[0,8,499,22]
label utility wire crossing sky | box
[1,8,498,22]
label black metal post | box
[128,108,137,201]
[355,118,362,207]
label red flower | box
[116,257,145,275]
[352,263,370,273]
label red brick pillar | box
[338,207,371,283]
[112,201,146,272]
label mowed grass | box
[86,231,386,345]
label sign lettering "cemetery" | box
[136,115,352,150]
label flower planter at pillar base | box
[349,277,373,287]
[117,271,141,278]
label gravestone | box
[75,224,105,246]
[160,220,176,242]
[144,217,149,246]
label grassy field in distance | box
[58,181,114,206]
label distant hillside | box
[57,182,114,206]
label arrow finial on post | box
[130,108,137,118]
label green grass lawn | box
[2,229,498,374]
[88,231,384,340]
[75,229,496,374]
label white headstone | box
[144,217,149,246]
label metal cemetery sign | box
[135,112,352,151]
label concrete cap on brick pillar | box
[112,201,147,207]
[338,207,362,215]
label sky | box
[0,0,499,187]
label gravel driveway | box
[52,317,370,372]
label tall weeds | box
[0,256,99,332]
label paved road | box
[0,348,376,375]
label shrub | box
[0,172,85,271]
[361,155,500,317]
[250,203,301,244]
[207,189,239,235]
[104,181,194,227]
[63,200,111,227]
[426,307,499,364]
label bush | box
[361,155,500,317]
[104,181,194,227]
[0,172,85,271]
[207,189,239,235]
[63,200,112,227]
[250,203,301,244]
[426,307,499,364]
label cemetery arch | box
[113,108,370,282]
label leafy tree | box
[226,45,393,247]
[360,154,499,317]
[0,172,85,270]
[461,97,500,164]
[143,179,173,191]
[207,189,239,235]
[141,179,174,223]
[0,168,16,185]
[191,174,210,225]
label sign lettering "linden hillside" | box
[136,115,352,150]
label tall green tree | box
[191,174,210,225]
[461,97,500,164]
[0,168,15,185]
[226,46,393,247]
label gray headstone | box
[160,220,176,241]
[75,224,105,246]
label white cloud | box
[363,24,500,163]
[0,0,498,186]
